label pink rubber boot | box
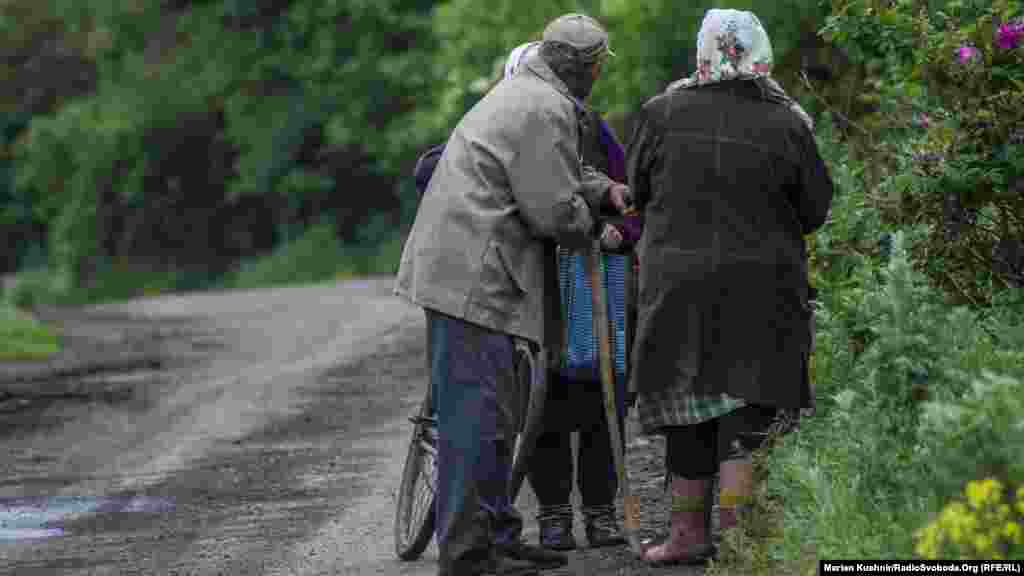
[640,476,714,565]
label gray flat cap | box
[542,13,615,61]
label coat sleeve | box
[625,101,660,211]
[790,125,835,234]
[507,105,600,250]
[581,164,615,212]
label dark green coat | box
[625,79,833,409]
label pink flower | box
[956,45,981,64]
[914,112,931,128]
[995,21,1024,50]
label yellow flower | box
[967,480,987,509]
[942,501,979,544]
[985,478,1003,498]
[972,533,993,554]
[915,523,943,559]
[1003,521,1022,545]
[996,504,1012,521]
[917,481,1024,561]
[969,478,1004,507]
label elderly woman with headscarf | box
[505,40,643,552]
[625,9,834,565]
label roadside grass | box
[706,250,1024,574]
[67,266,186,305]
[4,263,196,308]
[218,223,403,290]
[0,304,61,360]
[0,221,405,361]
[2,222,406,308]
[4,267,68,309]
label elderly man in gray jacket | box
[395,13,630,576]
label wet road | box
[0,278,702,576]
[0,279,443,575]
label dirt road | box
[0,279,700,575]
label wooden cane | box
[587,240,643,555]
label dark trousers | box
[427,310,524,574]
[663,404,779,479]
[528,371,626,509]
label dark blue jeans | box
[426,310,524,573]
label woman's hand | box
[600,223,624,251]
[608,183,634,214]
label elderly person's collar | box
[522,53,583,107]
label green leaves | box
[920,371,1024,499]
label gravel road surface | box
[0,278,703,575]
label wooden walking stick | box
[587,240,643,555]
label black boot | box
[442,549,539,576]
[497,535,568,569]
[486,552,541,575]
[582,504,626,548]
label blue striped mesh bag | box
[557,246,627,380]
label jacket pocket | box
[475,240,527,313]
[496,241,530,295]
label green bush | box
[919,370,1024,506]
[0,304,61,360]
[821,0,1024,304]
[711,110,1024,573]
[915,365,1024,560]
[67,262,188,305]
[217,219,403,290]
[219,223,353,290]
[4,267,69,309]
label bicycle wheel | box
[507,339,548,504]
[394,391,438,561]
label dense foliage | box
[820,0,1024,304]
[1,0,834,302]
[705,2,1024,572]
[3,0,440,295]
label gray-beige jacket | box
[394,55,616,345]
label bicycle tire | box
[394,392,437,561]
[507,339,548,504]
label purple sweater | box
[595,115,643,246]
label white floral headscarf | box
[668,9,814,130]
[671,9,773,89]
[504,41,541,80]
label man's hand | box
[608,183,633,214]
[600,223,623,251]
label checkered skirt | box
[636,383,747,434]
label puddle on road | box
[0,495,174,541]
